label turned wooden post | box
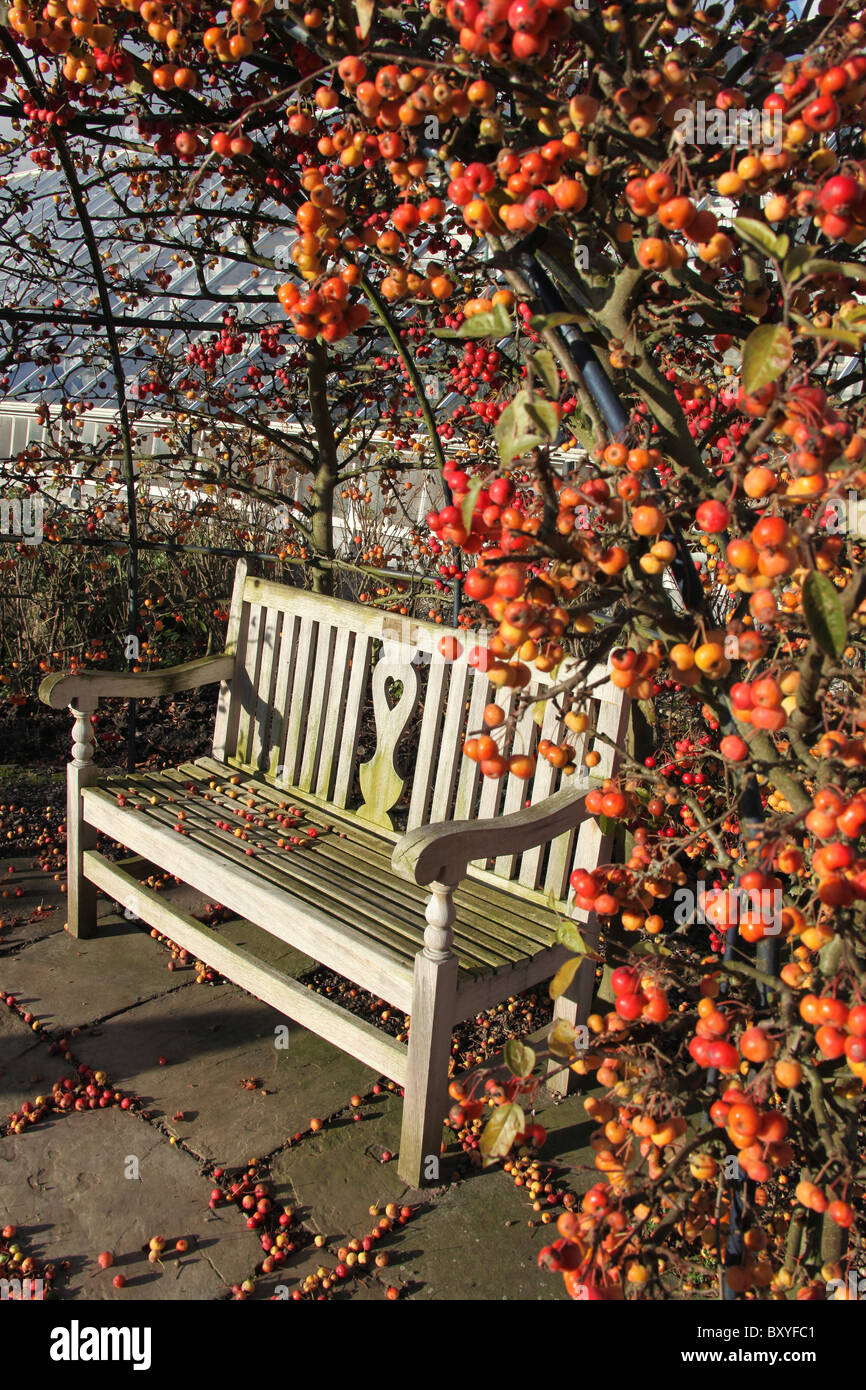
[66,699,99,938]
[398,877,459,1188]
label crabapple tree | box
[2,0,866,1302]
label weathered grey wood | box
[299,620,337,794]
[451,659,490,822]
[39,654,234,709]
[398,879,459,1187]
[250,606,282,772]
[44,562,627,1178]
[180,758,561,933]
[332,630,371,807]
[278,615,317,787]
[358,650,419,830]
[212,557,248,760]
[314,623,352,800]
[266,611,299,782]
[392,780,593,887]
[81,785,415,1009]
[83,851,408,1083]
[66,700,99,938]
[406,648,450,829]
[494,692,539,878]
[515,690,563,889]
[234,602,264,767]
[452,944,571,1023]
[428,658,472,825]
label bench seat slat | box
[116,779,511,974]
[154,766,552,957]
[95,769,564,977]
[82,784,416,1010]
[177,760,562,931]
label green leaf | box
[787,258,866,283]
[555,920,597,955]
[548,1018,581,1058]
[549,956,582,1001]
[733,217,789,261]
[528,349,561,400]
[792,318,863,348]
[460,475,485,533]
[741,323,792,395]
[494,393,546,466]
[525,398,560,441]
[479,1102,524,1164]
[434,302,513,341]
[631,939,673,957]
[802,571,846,659]
[504,1038,536,1078]
[528,312,582,331]
[783,244,820,280]
[532,699,547,727]
[566,418,594,450]
[598,813,617,837]
[818,934,844,977]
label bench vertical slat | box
[235,603,265,767]
[428,659,472,824]
[299,622,337,793]
[566,685,631,879]
[314,623,353,801]
[542,694,599,900]
[475,685,514,823]
[451,663,492,823]
[516,694,564,890]
[212,558,248,762]
[494,694,542,878]
[250,607,282,772]
[267,612,300,781]
[277,614,317,787]
[332,630,372,807]
[406,652,451,829]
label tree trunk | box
[306,341,338,596]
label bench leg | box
[399,881,459,1188]
[547,935,599,1098]
[67,703,99,939]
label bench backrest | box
[213,563,629,907]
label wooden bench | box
[39,562,628,1186]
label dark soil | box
[0,689,219,771]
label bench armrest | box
[39,653,235,709]
[392,781,593,887]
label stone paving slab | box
[71,980,381,1167]
[0,1107,261,1299]
[0,861,599,1300]
[390,1173,570,1300]
[267,1088,414,1237]
[0,1005,65,1118]
[0,859,65,951]
[0,917,188,1032]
